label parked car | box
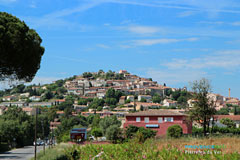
[33,140,44,146]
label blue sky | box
[1,0,240,98]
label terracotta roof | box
[126,110,186,116]
[22,107,34,112]
[226,99,239,103]
[214,115,240,121]
[56,99,65,102]
[57,111,64,114]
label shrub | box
[91,128,103,139]
[125,125,156,142]
[106,125,122,143]
[167,125,183,138]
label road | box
[0,146,44,160]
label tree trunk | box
[203,117,207,137]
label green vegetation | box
[0,12,44,82]
[152,94,162,103]
[31,143,69,160]
[216,108,230,115]
[91,128,103,139]
[125,125,156,142]
[36,137,240,160]
[220,118,236,128]
[189,78,216,137]
[0,106,50,150]
[82,70,126,80]
[167,124,183,138]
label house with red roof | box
[124,110,192,136]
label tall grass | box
[35,136,240,160]
[30,143,71,160]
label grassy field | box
[34,136,240,160]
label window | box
[158,117,163,123]
[144,117,149,123]
[164,117,173,122]
[136,117,141,122]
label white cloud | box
[198,21,224,25]
[130,37,198,46]
[126,26,160,34]
[146,68,208,85]
[164,50,240,70]
[26,76,61,85]
[178,11,196,17]
[96,44,110,49]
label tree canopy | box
[188,78,216,136]
[0,12,44,82]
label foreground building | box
[123,110,192,136]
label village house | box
[214,115,240,128]
[163,99,178,107]
[114,107,134,112]
[138,95,152,102]
[22,107,37,116]
[127,95,135,102]
[226,98,240,106]
[2,95,18,101]
[29,96,41,101]
[119,70,128,74]
[74,104,88,113]
[119,96,126,104]
[187,99,197,108]
[67,87,83,95]
[96,91,106,99]
[146,87,164,97]
[123,110,192,136]
[20,92,30,98]
[50,119,61,130]
[124,102,162,111]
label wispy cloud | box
[178,11,197,17]
[198,21,225,25]
[126,25,160,35]
[164,50,240,70]
[198,21,240,26]
[146,68,208,85]
[23,1,103,28]
[96,44,111,49]
[110,0,240,16]
[26,76,62,85]
[125,37,198,47]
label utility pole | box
[51,124,54,148]
[41,120,45,155]
[34,107,38,160]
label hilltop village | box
[1,69,240,153]
[0,70,238,115]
